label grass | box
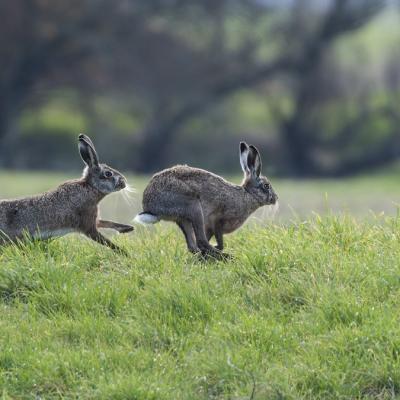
[1,171,400,398]
[1,217,400,399]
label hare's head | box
[240,142,277,206]
[79,134,127,194]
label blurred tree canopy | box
[0,0,399,176]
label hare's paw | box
[200,247,231,262]
[220,252,233,261]
[115,246,129,256]
[118,224,134,234]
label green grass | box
[1,216,400,399]
[1,171,400,398]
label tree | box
[0,0,395,176]
[279,0,396,176]
[132,0,392,175]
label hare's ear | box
[239,142,250,175]
[78,134,99,168]
[248,145,262,178]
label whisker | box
[124,184,136,193]
[121,187,136,206]
[258,201,280,222]
[271,201,280,219]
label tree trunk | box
[281,116,316,176]
[0,99,12,166]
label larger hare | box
[0,134,133,252]
[135,142,277,258]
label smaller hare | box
[0,134,133,253]
[135,142,277,258]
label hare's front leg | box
[206,224,224,251]
[214,229,224,251]
[97,220,134,233]
[85,228,127,255]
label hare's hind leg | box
[186,201,225,258]
[97,220,134,233]
[146,193,221,258]
[177,219,199,253]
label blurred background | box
[1,0,400,221]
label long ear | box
[247,145,262,178]
[239,142,250,175]
[78,134,99,168]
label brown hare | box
[135,142,277,258]
[0,134,133,253]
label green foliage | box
[335,10,400,66]
[19,97,88,138]
[1,214,400,398]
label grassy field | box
[1,171,400,399]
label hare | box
[0,134,133,253]
[135,142,277,258]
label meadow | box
[1,170,400,399]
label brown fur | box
[139,142,277,258]
[0,134,133,253]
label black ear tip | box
[240,141,248,151]
[249,144,260,153]
[78,134,86,141]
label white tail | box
[133,212,160,225]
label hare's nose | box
[119,177,126,189]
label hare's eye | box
[104,171,113,178]
[263,183,270,191]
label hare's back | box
[146,165,227,194]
